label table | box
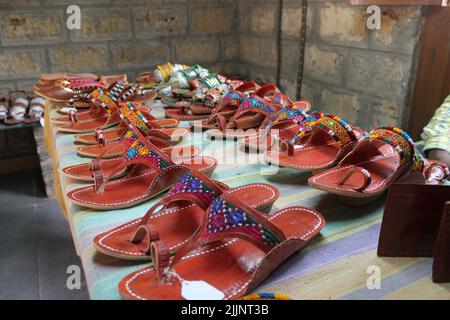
[44,100,450,300]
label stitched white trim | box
[70,160,215,206]
[98,184,277,256]
[310,154,397,192]
[124,207,323,300]
[267,142,338,169]
[97,204,196,256]
[64,158,122,178]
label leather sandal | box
[76,102,189,158]
[64,135,200,181]
[190,81,259,131]
[24,93,45,123]
[0,88,10,122]
[56,82,145,133]
[38,73,98,84]
[308,126,450,206]
[118,191,325,300]
[239,101,312,152]
[165,101,212,121]
[205,94,282,140]
[35,78,108,102]
[74,116,178,145]
[5,91,28,125]
[67,130,218,210]
[93,169,280,260]
[265,113,365,172]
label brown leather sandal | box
[205,94,282,140]
[239,101,312,152]
[0,88,10,123]
[64,135,200,181]
[93,169,280,260]
[67,130,218,210]
[190,81,259,131]
[265,113,366,172]
[75,102,188,158]
[118,190,325,300]
[24,93,45,123]
[165,101,212,121]
[308,126,450,206]
[5,91,28,125]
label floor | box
[0,169,89,300]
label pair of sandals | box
[0,89,45,124]
[90,167,325,300]
[64,115,217,210]
[261,112,449,205]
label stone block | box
[174,40,220,65]
[321,88,360,123]
[260,39,277,69]
[358,98,402,128]
[133,8,187,38]
[112,41,170,70]
[250,6,276,34]
[304,44,347,87]
[239,36,261,65]
[223,36,240,61]
[70,8,131,42]
[348,51,410,99]
[0,11,63,45]
[319,3,368,48]
[280,40,299,76]
[191,7,232,34]
[0,50,44,79]
[371,7,422,55]
[49,46,109,73]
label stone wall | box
[234,0,424,129]
[0,0,424,129]
[0,0,240,91]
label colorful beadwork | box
[368,126,415,165]
[164,172,218,205]
[241,292,291,300]
[239,97,274,115]
[221,91,247,104]
[294,113,356,147]
[119,103,150,133]
[125,140,170,169]
[90,89,119,113]
[206,198,281,246]
[272,106,308,125]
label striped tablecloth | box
[45,101,450,300]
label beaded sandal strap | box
[94,128,175,193]
[89,82,127,114]
[226,95,276,129]
[292,113,357,148]
[130,170,226,252]
[137,170,225,228]
[261,105,309,142]
[119,102,151,134]
[367,126,415,166]
[161,191,286,277]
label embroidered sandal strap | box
[93,127,175,193]
[226,95,277,129]
[134,170,226,234]
[119,101,152,134]
[162,191,286,278]
[367,126,416,166]
[295,113,358,146]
